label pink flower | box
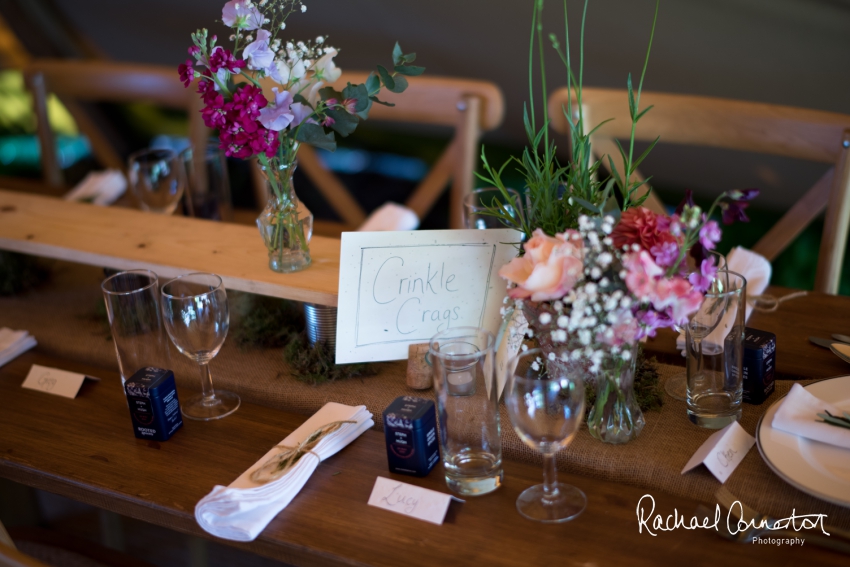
[209,46,246,74]
[242,29,275,72]
[498,229,583,302]
[623,250,663,301]
[343,98,358,113]
[178,59,195,87]
[600,309,639,347]
[258,88,295,131]
[649,240,679,269]
[289,102,312,127]
[699,220,721,250]
[611,207,676,252]
[652,277,703,325]
[688,257,717,293]
[222,1,263,30]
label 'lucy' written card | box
[681,421,755,483]
[367,476,456,525]
[335,229,521,364]
[21,364,100,399]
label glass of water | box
[505,348,586,523]
[429,327,502,496]
[462,188,522,229]
[686,269,747,428]
[128,148,185,214]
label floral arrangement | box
[487,0,759,443]
[179,0,423,272]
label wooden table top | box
[1,350,846,567]
[0,190,340,306]
[646,286,850,379]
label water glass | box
[505,348,586,523]
[429,327,502,496]
[128,148,185,214]
[686,269,747,428]
[161,273,239,421]
[462,188,522,229]
[181,142,233,221]
[101,270,171,386]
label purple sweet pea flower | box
[699,219,721,250]
[728,188,760,202]
[721,200,750,224]
[222,1,263,30]
[289,102,313,127]
[258,88,295,131]
[650,241,680,269]
[688,256,717,293]
[242,29,275,72]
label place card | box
[335,228,521,364]
[492,308,528,400]
[367,476,458,525]
[681,421,755,483]
[21,364,100,399]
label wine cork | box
[406,343,433,390]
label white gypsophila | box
[539,312,552,325]
[548,352,556,361]
[590,267,602,279]
[557,315,568,328]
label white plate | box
[757,376,850,508]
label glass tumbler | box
[181,141,233,221]
[686,269,747,428]
[128,148,185,214]
[101,269,171,386]
[429,327,502,496]
[462,188,522,229]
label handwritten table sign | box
[335,229,520,364]
[367,476,457,525]
[21,364,100,399]
[681,421,755,483]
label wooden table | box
[1,350,846,567]
[647,286,850,379]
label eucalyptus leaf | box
[392,42,404,66]
[295,123,337,152]
[325,108,360,137]
[369,95,395,107]
[319,86,343,101]
[386,74,408,93]
[365,72,381,96]
[376,65,395,90]
[342,83,370,111]
[394,64,425,76]
[573,196,601,214]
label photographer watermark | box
[636,494,830,542]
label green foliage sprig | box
[0,252,49,296]
[477,0,660,242]
[585,346,663,417]
[284,332,376,385]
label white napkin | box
[677,247,771,353]
[0,328,37,368]
[358,202,419,232]
[195,402,374,541]
[64,170,127,206]
[772,383,850,449]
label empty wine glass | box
[505,348,586,523]
[128,148,185,214]
[160,273,239,420]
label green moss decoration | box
[0,251,49,296]
[585,346,663,416]
[231,292,305,349]
[284,332,376,385]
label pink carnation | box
[499,229,583,302]
[611,207,677,253]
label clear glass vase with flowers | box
[179,1,423,272]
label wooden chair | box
[251,73,504,229]
[24,59,209,189]
[548,87,850,294]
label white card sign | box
[681,421,755,483]
[335,229,520,363]
[367,476,455,525]
[21,364,100,399]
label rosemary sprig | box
[817,410,850,430]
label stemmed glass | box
[128,148,186,214]
[160,273,240,420]
[505,348,586,523]
[463,187,523,229]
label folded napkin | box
[772,383,850,450]
[195,402,374,541]
[64,170,127,206]
[0,328,37,368]
[358,202,419,232]
[677,246,771,353]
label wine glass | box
[160,273,239,420]
[505,348,586,523]
[128,148,186,214]
[665,251,727,401]
[463,187,522,229]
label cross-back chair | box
[252,73,504,230]
[548,87,850,294]
[24,59,209,189]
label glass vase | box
[587,343,645,444]
[255,162,313,273]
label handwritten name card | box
[21,364,100,399]
[367,476,455,525]
[681,421,755,483]
[335,229,520,363]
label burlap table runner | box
[2,261,848,528]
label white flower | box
[557,315,568,328]
[301,4,307,12]
[314,47,341,82]
[521,344,528,352]
[539,313,552,325]
[548,352,556,361]
[622,350,632,361]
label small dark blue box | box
[125,367,183,441]
[742,327,776,405]
[383,396,439,477]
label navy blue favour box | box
[125,367,183,441]
[382,396,439,477]
[742,327,776,405]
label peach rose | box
[499,229,584,302]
